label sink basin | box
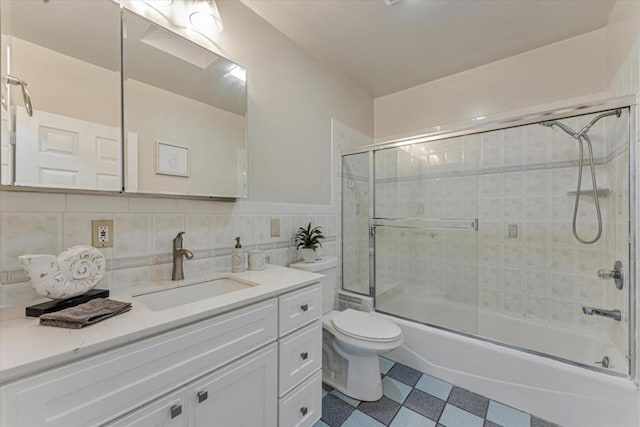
[134,277,257,311]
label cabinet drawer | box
[279,371,322,427]
[278,284,321,336]
[104,388,188,427]
[278,322,322,396]
[1,299,277,427]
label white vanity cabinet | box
[276,285,323,427]
[0,282,323,427]
[106,344,278,427]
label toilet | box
[290,257,403,401]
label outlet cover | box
[92,220,114,248]
[270,218,280,237]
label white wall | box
[214,1,373,204]
[374,29,608,140]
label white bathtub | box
[382,313,639,427]
[377,291,628,373]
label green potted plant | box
[295,222,324,263]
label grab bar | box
[372,218,478,231]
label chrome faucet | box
[582,306,622,321]
[172,232,193,281]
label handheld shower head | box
[576,109,622,137]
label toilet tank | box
[289,256,337,314]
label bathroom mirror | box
[122,9,248,198]
[0,0,122,191]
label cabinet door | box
[104,388,188,427]
[189,343,278,427]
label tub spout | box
[582,306,621,321]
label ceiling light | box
[383,0,403,5]
[474,116,486,121]
[226,65,246,82]
[189,0,223,37]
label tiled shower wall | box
[0,119,371,306]
[372,109,629,340]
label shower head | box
[576,109,622,137]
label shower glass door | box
[373,136,480,334]
[342,152,371,296]
[342,104,633,376]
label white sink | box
[134,277,257,311]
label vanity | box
[0,266,324,427]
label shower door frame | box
[341,95,637,381]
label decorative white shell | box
[19,245,106,300]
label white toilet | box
[290,257,403,401]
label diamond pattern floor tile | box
[390,407,436,427]
[404,388,446,422]
[382,376,412,404]
[358,396,401,425]
[342,410,386,427]
[415,374,453,401]
[486,401,531,427]
[439,404,484,427]
[322,394,356,427]
[387,363,423,387]
[447,386,489,418]
[318,356,561,427]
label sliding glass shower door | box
[373,137,480,334]
[341,103,633,376]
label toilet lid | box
[332,309,401,342]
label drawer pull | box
[300,304,309,312]
[170,404,182,419]
[300,406,308,416]
[300,352,309,360]
[197,390,208,403]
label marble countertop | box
[0,265,323,384]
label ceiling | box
[241,0,616,97]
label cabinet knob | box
[170,404,182,419]
[300,352,308,360]
[197,390,208,403]
[300,406,308,416]
[300,304,309,312]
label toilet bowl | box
[289,257,403,401]
[322,309,402,401]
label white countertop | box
[0,265,323,384]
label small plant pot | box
[301,248,316,263]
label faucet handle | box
[173,231,186,249]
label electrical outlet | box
[270,218,280,237]
[92,220,114,248]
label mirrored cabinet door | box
[122,8,248,198]
[1,0,122,191]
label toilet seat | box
[331,309,401,343]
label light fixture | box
[225,65,246,82]
[189,0,223,38]
[474,116,486,121]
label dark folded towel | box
[39,298,131,329]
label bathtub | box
[377,291,628,373]
[382,312,639,427]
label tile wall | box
[0,119,372,307]
[372,110,628,342]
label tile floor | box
[314,357,561,427]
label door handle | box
[197,390,208,403]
